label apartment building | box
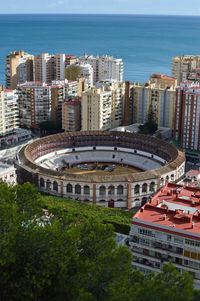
[79,63,93,88]
[51,80,65,123]
[81,81,125,131]
[131,82,176,129]
[171,55,200,85]
[6,50,34,89]
[174,82,200,151]
[65,80,78,100]
[65,55,77,67]
[56,54,65,81]
[129,182,200,288]
[62,98,81,132]
[34,53,56,83]
[17,81,52,129]
[79,53,123,84]
[0,87,19,136]
[150,73,177,89]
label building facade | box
[79,53,123,84]
[81,82,125,131]
[0,87,19,136]
[174,82,200,151]
[79,63,93,88]
[150,73,177,89]
[0,163,16,185]
[62,99,81,132]
[17,82,52,129]
[5,50,34,89]
[132,82,176,129]
[171,55,200,85]
[129,182,200,288]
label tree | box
[0,182,197,300]
[39,120,61,136]
[65,65,81,81]
[139,104,158,135]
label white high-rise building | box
[79,53,123,84]
[0,88,19,136]
[79,63,93,88]
[56,54,65,81]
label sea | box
[1,14,200,85]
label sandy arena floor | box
[63,163,142,175]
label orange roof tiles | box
[133,183,200,238]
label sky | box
[1,0,200,15]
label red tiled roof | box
[133,183,200,238]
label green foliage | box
[0,182,197,300]
[65,65,81,81]
[39,120,60,135]
[41,195,133,234]
[139,104,158,135]
[156,131,162,139]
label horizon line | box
[0,13,200,17]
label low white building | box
[0,163,16,185]
[0,128,32,147]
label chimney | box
[140,208,144,212]
[163,214,167,220]
[192,222,195,229]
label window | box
[40,177,44,187]
[99,186,106,195]
[84,185,90,195]
[67,183,72,193]
[138,228,155,237]
[117,185,124,195]
[53,181,58,192]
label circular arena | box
[16,131,185,209]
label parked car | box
[105,167,113,172]
[102,164,108,170]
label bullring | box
[16,131,185,209]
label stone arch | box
[84,185,90,195]
[117,199,124,202]
[117,185,124,195]
[99,185,106,195]
[53,181,58,191]
[40,177,44,187]
[171,174,174,181]
[160,177,164,186]
[150,182,155,192]
[108,199,114,208]
[99,199,106,203]
[66,183,73,193]
[84,199,90,203]
[134,184,140,194]
[166,175,169,183]
[75,184,81,194]
[108,185,115,195]
[142,183,147,193]
[142,197,147,206]
[46,179,51,190]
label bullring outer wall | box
[16,131,185,209]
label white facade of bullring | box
[36,146,185,209]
